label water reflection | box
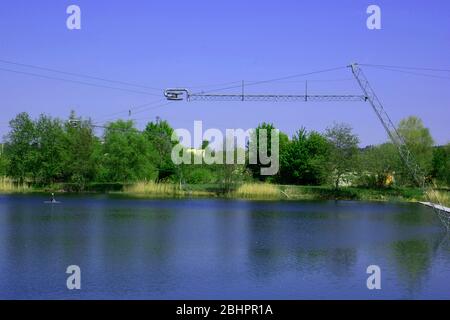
[0,195,449,299]
[390,233,450,299]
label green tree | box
[34,115,66,185]
[279,128,330,185]
[182,139,217,184]
[247,123,285,182]
[201,140,210,150]
[0,143,8,176]
[397,116,434,185]
[144,118,177,181]
[183,166,216,184]
[98,120,157,182]
[216,145,250,193]
[5,112,37,183]
[276,131,290,182]
[325,123,360,189]
[359,143,400,187]
[62,111,101,190]
[431,144,450,186]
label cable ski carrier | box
[164,63,450,231]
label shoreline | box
[1,183,443,205]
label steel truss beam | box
[164,88,366,103]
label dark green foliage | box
[144,118,178,181]
[0,144,9,176]
[279,128,330,185]
[62,111,100,190]
[431,144,450,186]
[247,122,278,182]
[97,120,158,182]
[5,112,36,183]
[33,115,67,185]
[183,167,216,184]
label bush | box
[184,167,216,184]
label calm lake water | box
[0,194,449,300]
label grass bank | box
[1,176,449,205]
[231,183,428,203]
[123,182,434,204]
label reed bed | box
[233,183,280,199]
[426,189,450,207]
[123,181,213,198]
[0,177,30,193]
[124,181,182,196]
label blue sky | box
[0,0,449,146]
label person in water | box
[50,193,56,203]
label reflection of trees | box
[214,207,249,262]
[248,247,282,279]
[247,245,357,280]
[245,205,358,279]
[391,233,450,297]
[103,206,176,262]
[293,247,357,278]
[328,248,357,277]
[246,209,282,279]
[391,238,432,295]
[439,235,450,255]
[392,205,434,227]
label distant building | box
[186,148,206,158]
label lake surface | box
[0,194,449,300]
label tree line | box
[0,111,448,191]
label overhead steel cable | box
[360,63,450,73]
[0,67,162,96]
[96,101,175,125]
[183,80,243,89]
[361,65,450,81]
[92,98,167,124]
[190,66,348,95]
[0,58,163,91]
[130,101,174,117]
[245,77,355,84]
